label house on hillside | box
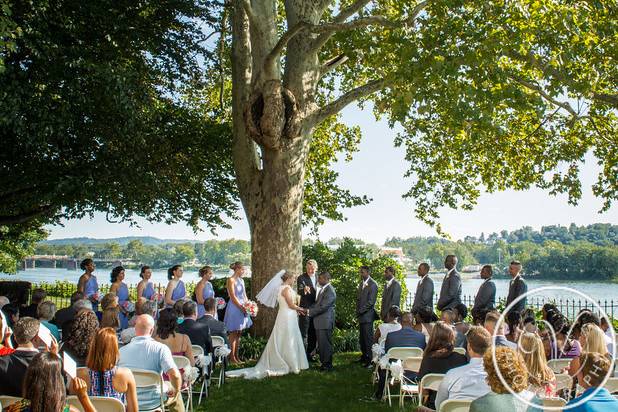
[379,247,405,264]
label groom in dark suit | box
[380,266,402,321]
[357,266,378,367]
[297,259,318,361]
[307,271,336,371]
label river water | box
[2,268,614,306]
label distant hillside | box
[43,236,202,246]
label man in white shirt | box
[433,326,492,410]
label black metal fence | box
[404,294,618,319]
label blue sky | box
[47,105,617,244]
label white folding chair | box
[548,358,572,374]
[173,355,194,412]
[453,347,466,356]
[439,399,473,412]
[0,396,21,408]
[542,397,566,409]
[131,368,166,412]
[554,373,574,400]
[418,373,446,407]
[67,396,126,412]
[384,356,423,407]
[386,346,424,360]
[190,345,208,404]
[210,336,227,390]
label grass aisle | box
[197,352,413,412]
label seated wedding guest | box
[484,311,517,349]
[567,352,618,411]
[173,299,186,322]
[412,306,434,342]
[154,309,194,366]
[20,288,47,319]
[76,327,138,412]
[441,309,466,348]
[61,310,99,367]
[506,311,523,343]
[100,292,121,330]
[374,305,401,346]
[568,323,610,377]
[518,333,556,397]
[178,300,212,355]
[552,315,581,359]
[198,297,228,345]
[5,351,95,412]
[119,314,184,412]
[0,318,43,396]
[599,317,614,346]
[432,326,492,411]
[574,311,614,354]
[52,291,83,331]
[3,303,20,328]
[418,321,468,409]
[522,309,538,333]
[60,299,93,342]
[0,309,15,356]
[373,312,426,400]
[0,295,9,309]
[121,300,158,344]
[470,347,543,412]
[453,303,470,333]
[37,301,60,341]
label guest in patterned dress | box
[76,327,138,412]
[109,266,130,329]
[5,351,95,412]
[224,261,252,364]
[165,265,186,308]
[195,266,216,319]
[77,258,99,311]
[137,266,156,301]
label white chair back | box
[386,346,424,360]
[453,347,466,356]
[0,396,21,408]
[402,356,423,373]
[554,373,573,394]
[604,376,618,394]
[419,373,445,393]
[542,397,566,409]
[173,355,192,371]
[548,359,572,374]
[68,396,126,412]
[439,399,473,412]
[129,368,165,411]
[212,336,225,348]
[192,345,204,357]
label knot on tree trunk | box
[244,80,300,150]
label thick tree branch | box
[593,93,618,108]
[320,54,349,78]
[0,205,54,226]
[512,76,578,117]
[308,78,390,127]
[263,22,309,80]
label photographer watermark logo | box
[492,286,616,411]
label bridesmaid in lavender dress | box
[195,266,216,319]
[78,258,99,311]
[165,265,186,308]
[110,266,130,329]
[137,266,156,301]
[224,261,252,364]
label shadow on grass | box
[196,352,412,412]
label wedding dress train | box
[226,285,309,379]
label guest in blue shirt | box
[567,352,618,412]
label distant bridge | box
[22,255,138,270]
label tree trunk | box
[245,149,305,336]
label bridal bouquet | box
[216,297,227,310]
[243,300,259,317]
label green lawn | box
[196,352,414,412]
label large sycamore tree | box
[2,0,616,334]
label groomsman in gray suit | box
[356,265,378,367]
[412,263,434,311]
[505,261,527,315]
[437,255,462,311]
[472,265,496,323]
[380,266,402,321]
[307,271,337,372]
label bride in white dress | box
[226,270,309,379]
